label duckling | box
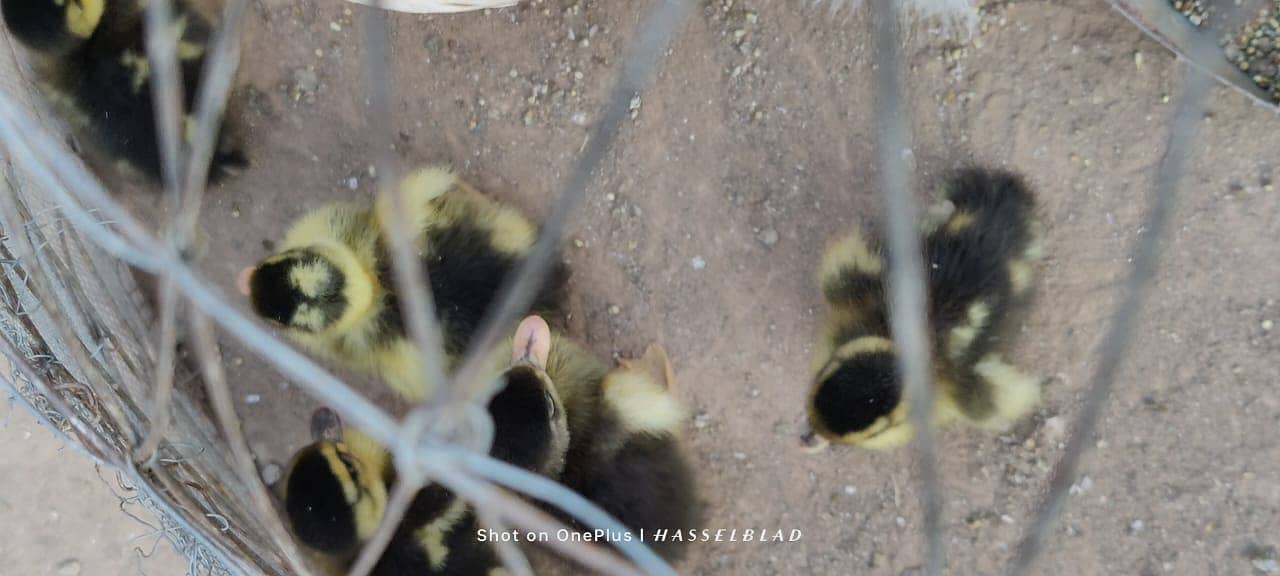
[806,167,1044,450]
[282,315,570,574]
[534,321,700,561]
[239,167,568,401]
[283,408,390,557]
[0,0,247,182]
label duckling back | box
[807,167,1044,448]
[923,168,1042,422]
[925,168,1040,365]
[555,343,701,561]
[244,170,569,400]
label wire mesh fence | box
[0,0,1273,574]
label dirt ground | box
[5,0,1280,574]
[0,407,188,575]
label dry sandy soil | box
[4,0,1280,574]
[0,408,187,575]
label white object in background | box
[343,0,517,13]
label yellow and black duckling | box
[238,167,568,401]
[282,316,570,575]
[0,0,247,182]
[806,167,1044,450]
[536,320,701,561]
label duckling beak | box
[799,423,830,454]
[236,266,254,295]
[512,316,551,370]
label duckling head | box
[283,440,388,554]
[242,244,376,336]
[806,336,913,449]
[1,0,105,54]
[488,315,570,477]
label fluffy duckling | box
[282,316,570,574]
[0,0,247,182]
[806,167,1044,450]
[536,321,700,561]
[239,168,568,401]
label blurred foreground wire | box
[866,0,946,573]
[1005,64,1213,576]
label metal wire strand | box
[0,335,122,467]
[142,0,187,200]
[345,475,423,576]
[360,2,451,406]
[187,310,321,576]
[0,175,130,458]
[133,280,180,463]
[0,98,156,252]
[479,509,534,576]
[5,2,688,574]
[447,0,694,404]
[0,35,402,449]
[0,97,162,271]
[868,0,944,573]
[178,0,250,211]
[135,0,252,467]
[430,458,654,576]
[1005,64,1213,576]
[458,451,676,576]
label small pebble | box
[56,559,81,576]
[895,516,907,528]
[1130,519,1145,533]
[732,451,747,460]
[1262,319,1274,332]
[260,463,283,486]
[608,305,621,315]
[573,238,585,248]
[691,256,706,270]
[1042,415,1066,445]
[347,176,359,190]
[1255,559,1280,575]
[424,34,442,53]
[571,111,588,126]
[290,67,319,101]
[843,485,857,495]
[758,227,779,246]
[245,394,261,405]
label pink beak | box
[236,266,254,296]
